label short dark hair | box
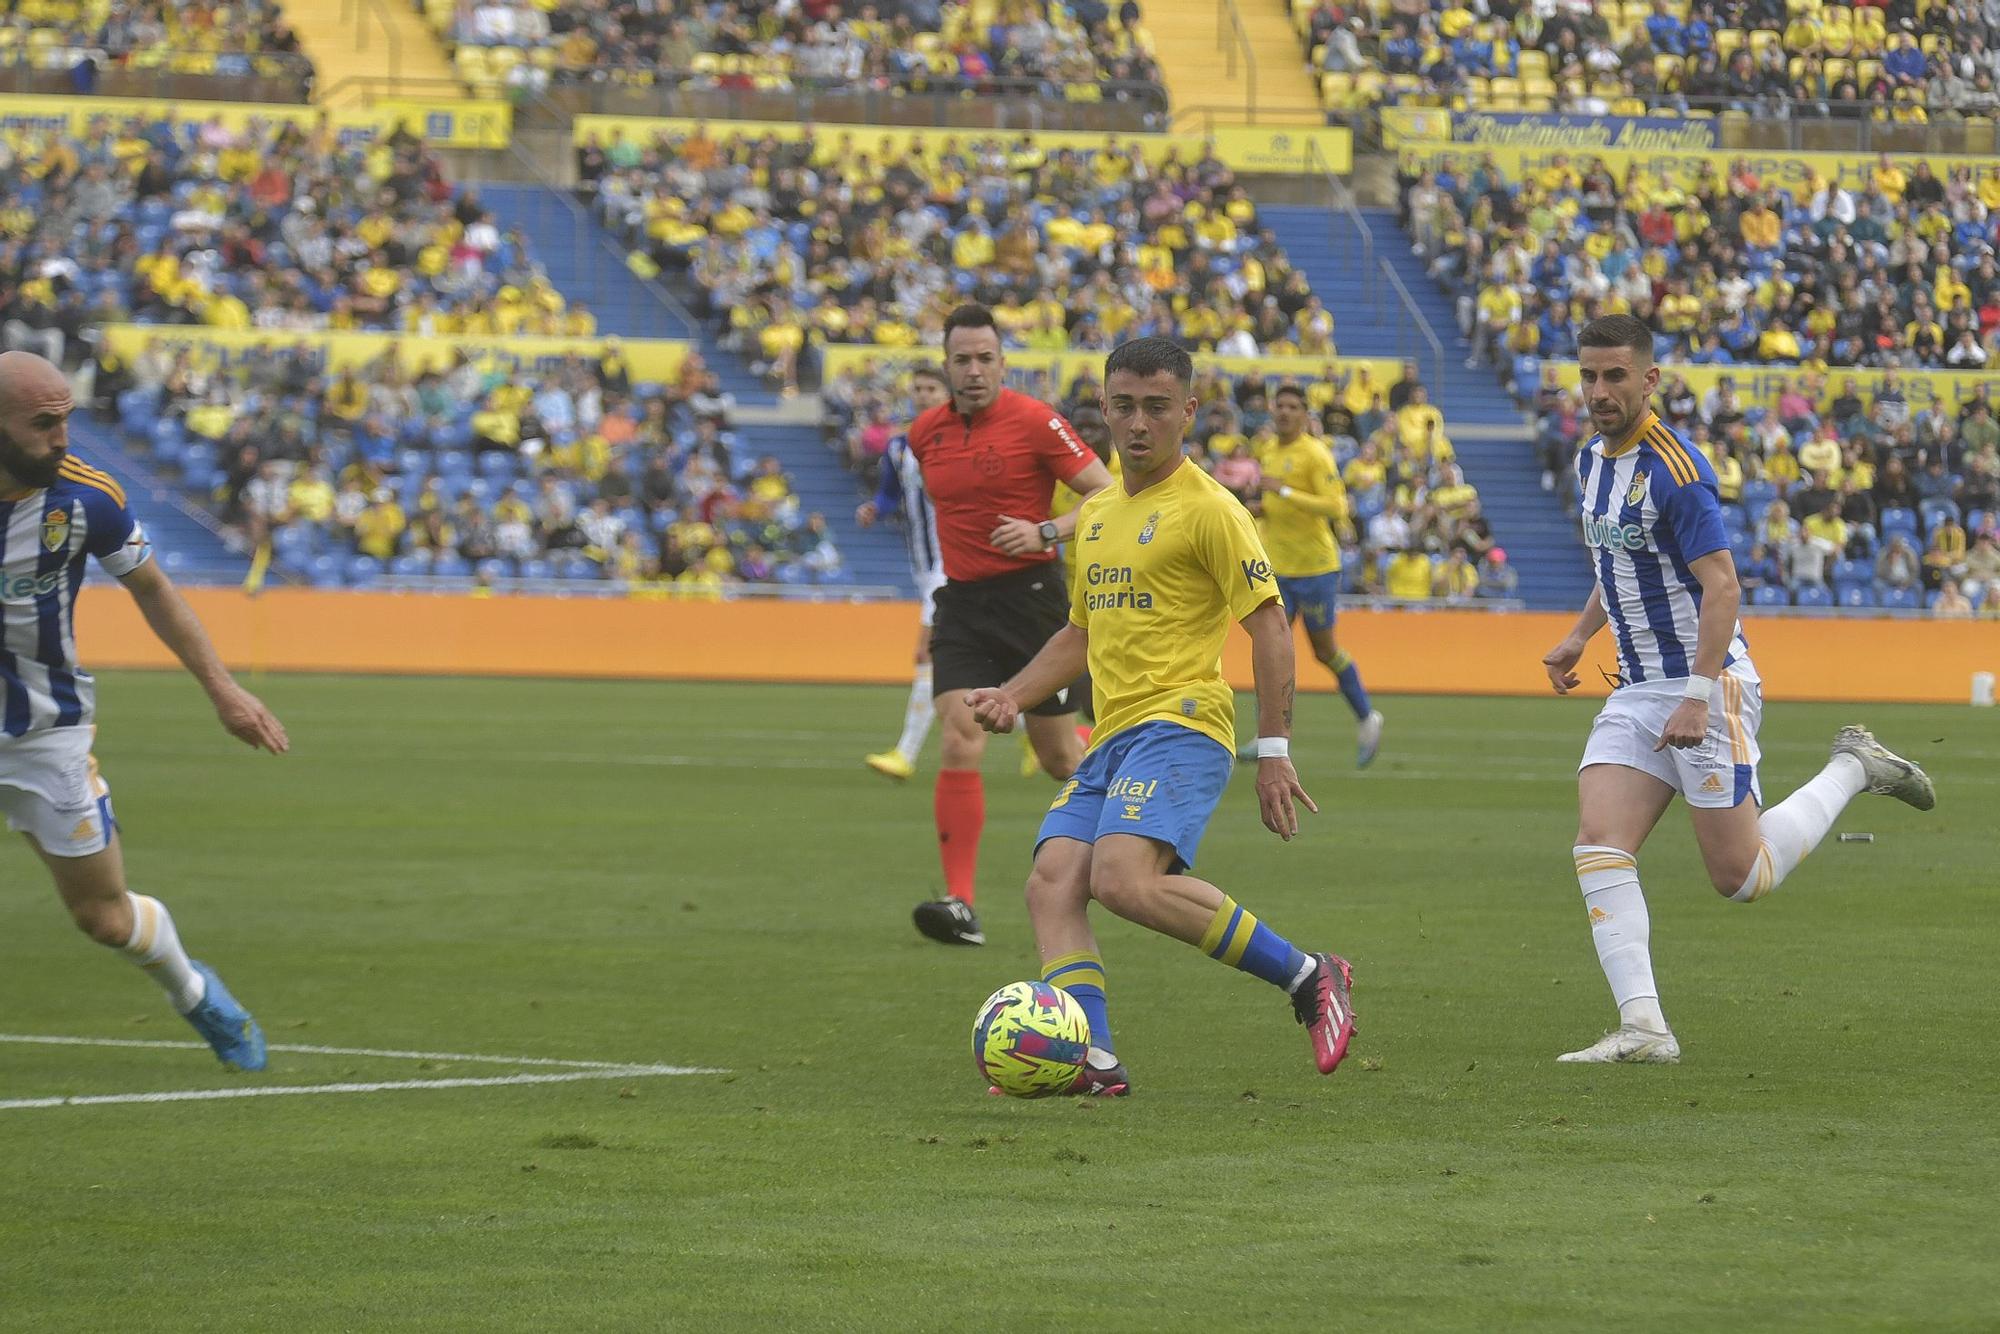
[942,304,999,350]
[1578,314,1655,363]
[1272,383,1308,405]
[910,363,948,389]
[1103,336,1193,390]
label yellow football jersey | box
[1069,462,1281,753]
[1254,434,1345,578]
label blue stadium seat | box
[432,555,470,579]
[1880,508,1919,542]
[437,450,474,482]
[1920,499,1961,531]
[1718,503,1748,534]
[1832,558,1868,586]
[475,557,514,582]
[1837,584,1874,609]
[1969,509,1994,534]
[519,558,553,581]
[1728,533,1753,561]
[395,448,428,476]
[345,556,383,588]
[1794,584,1833,608]
[1752,585,1789,607]
[559,557,599,581]
[300,554,341,587]
[478,451,519,484]
[1740,479,1778,513]
[389,555,429,578]
[1879,586,1920,611]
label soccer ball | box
[972,981,1090,1097]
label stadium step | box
[281,0,460,106]
[1147,0,1323,125]
[753,422,911,592]
[1263,204,1592,610]
[474,183,697,343]
[70,416,251,586]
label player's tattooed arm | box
[1281,677,1295,732]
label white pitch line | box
[0,1064,723,1113]
[0,1033,639,1070]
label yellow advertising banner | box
[821,344,1400,391]
[100,325,689,381]
[1540,359,2000,415]
[1381,106,1452,148]
[1398,136,2000,195]
[0,92,511,148]
[574,113,1350,175]
[1202,124,1353,174]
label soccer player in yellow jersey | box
[1244,385,1384,767]
[966,339,1357,1094]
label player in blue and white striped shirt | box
[0,352,287,1072]
[1540,317,1936,1065]
[857,365,950,781]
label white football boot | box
[1557,1026,1682,1064]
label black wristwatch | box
[1038,520,1060,549]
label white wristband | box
[1255,736,1290,759]
[1682,674,1716,704]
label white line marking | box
[0,1034,639,1069]
[0,1065,721,1112]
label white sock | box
[895,663,935,764]
[1733,753,1867,902]
[1285,953,1318,994]
[122,893,206,1013]
[1573,846,1669,1034]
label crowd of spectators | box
[95,338,843,590]
[825,356,1520,600]
[443,0,1160,106]
[1403,150,2000,386]
[583,125,1340,398]
[1299,0,1988,119]
[1,0,308,90]
[1533,366,2000,613]
[0,113,593,364]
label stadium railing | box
[1218,0,1257,123]
[524,70,1169,134]
[0,46,315,105]
[1378,259,1445,395]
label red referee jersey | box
[907,387,1096,582]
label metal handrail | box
[1307,136,1373,311]
[1378,256,1445,392]
[354,0,402,86]
[1217,0,1257,123]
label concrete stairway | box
[282,0,459,104]
[1146,0,1324,127]
[71,415,250,585]
[1261,203,1594,610]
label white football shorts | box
[1579,666,1764,809]
[917,568,948,630]
[0,726,116,858]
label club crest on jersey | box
[1627,475,1649,506]
[41,506,70,553]
[1137,511,1161,544]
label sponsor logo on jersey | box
[1700,773,1726,794]
[1582,515,1647,551]
[1050,778,1079,810]
[1241,557,1274,587]
[0,569,63,600]
[1587,906,1610,924]
[41,506,70,553]
[1085,521,1103,542]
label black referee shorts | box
[930,564,1081,716]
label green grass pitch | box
[1,672,1994,1330]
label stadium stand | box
[584,125,1331,399]
[823,356,1513,602]
[1403,149,2000,379]
[100,337,842,590]
[0,114,590,353]
[1294,0,1989,122]
[0,0,312,99]
[1531,364,2000,612]
[432,0,1162,107]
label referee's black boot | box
[913,897,985,946]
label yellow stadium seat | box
[455,46,489,80]
[1488,75,1521,99]
[1320,71,1354,108]
[1824,57,1850,85]
[1312,43,1326,66]
[1715,27,1744,58]
[1610,96,1650,115]
[1390,73,1425,95]
[1823,4,1852,24]
[1789,54,1806,82]
[1524,74,1556,99]
[487,46,522,73]
[1518,49,1548,78]
[689,51,719,73]
[1856,57,1881,85]
[1920,33,1941,55]
[1063,82,1103,102]
[1487,91,1522,110]
[1788,0,1820,14]
[1522,92,1555,111]
[1655,53,1684,88]
[1353,69,1386,103]
[1463,75,1490,99]
[1749,29,1780,57]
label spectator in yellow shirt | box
[1385,547,1434,600]
[352,490,406,561]
[1433,549,1478,600]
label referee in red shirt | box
[909,305,1113,946]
